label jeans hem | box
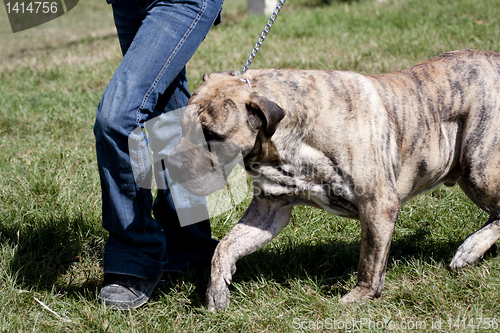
[103,252,165,280]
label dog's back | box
[366,50,500,200]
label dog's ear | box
[246,94,285,137]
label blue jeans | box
[94,0,223,279]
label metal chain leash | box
[239,0,287,75]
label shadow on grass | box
[1,214,496,308]
[0,215,103,294]
[159,223,499,308]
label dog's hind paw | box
[339,286,375,305]
[449,236,489,270]
[450,220,500,270]
[449,247,480,270]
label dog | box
[165,50,500,310]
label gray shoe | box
[97,272,162,310]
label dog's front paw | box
[206,277,230,311]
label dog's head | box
[165,71,285,196]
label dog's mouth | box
[171,167,227,196]
[165,142,243,196]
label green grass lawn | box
[1,0,500,331]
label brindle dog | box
[165,50,500,310]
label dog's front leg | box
[206,197,292,311]
[340,196,400,304]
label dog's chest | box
[249,141,360,218]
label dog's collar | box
[238,77,253,91]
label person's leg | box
[107,0,142,56]
[94,0,223,309]
[150,68,219,274]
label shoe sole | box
[97,272,162,310]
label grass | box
[1,0,500,331]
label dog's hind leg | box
[450,142,500,269]
[450,216,500,269]
[206,197,293,311]
[340,193,400,304]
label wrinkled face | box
[165,72,285,196]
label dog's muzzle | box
[165,141,244,197]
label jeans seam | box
[137,0,207,115]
